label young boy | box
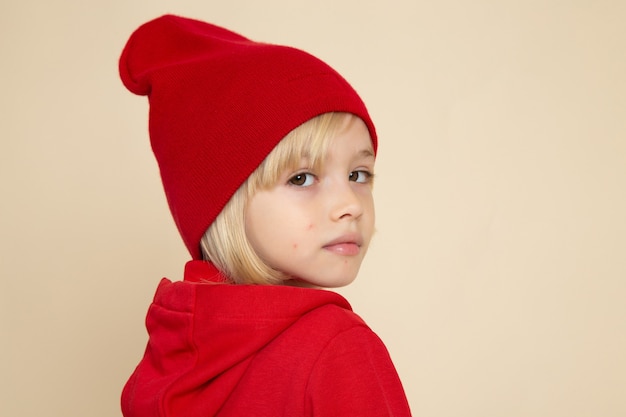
[119,14,411,417]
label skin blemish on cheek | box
[307,223,315,231]
[292,243,298,250]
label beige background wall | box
[1,1,624,416]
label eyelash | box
[287,170,374,187]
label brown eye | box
[349,170,372,183]
[289,173,315,187]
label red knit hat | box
[119,14,377,260]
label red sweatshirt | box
[122,261,412,416]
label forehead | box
[254,113,375,190]
[325,116,375,157]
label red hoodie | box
[122,261,412,416]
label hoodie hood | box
[122,260,353,417]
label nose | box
[329,181,364,221]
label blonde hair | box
[200,112,355,284]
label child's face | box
[245,116,375,288]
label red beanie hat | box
[119,14,377,260]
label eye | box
[349,170,373,183]
[289,172,316,187]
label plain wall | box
[1,1,625,416]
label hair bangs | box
[248,112,350,193]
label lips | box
[323,234,363,256]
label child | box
[119,14,412,417]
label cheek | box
[292,223,315,249]
[362,193,375,217]
[244,197,277,253]
[363,198,376,235]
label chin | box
[309,274,359,289]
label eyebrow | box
[358,149,375,158]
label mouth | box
[323,234,363,256]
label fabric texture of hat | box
[119,14,377,260]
